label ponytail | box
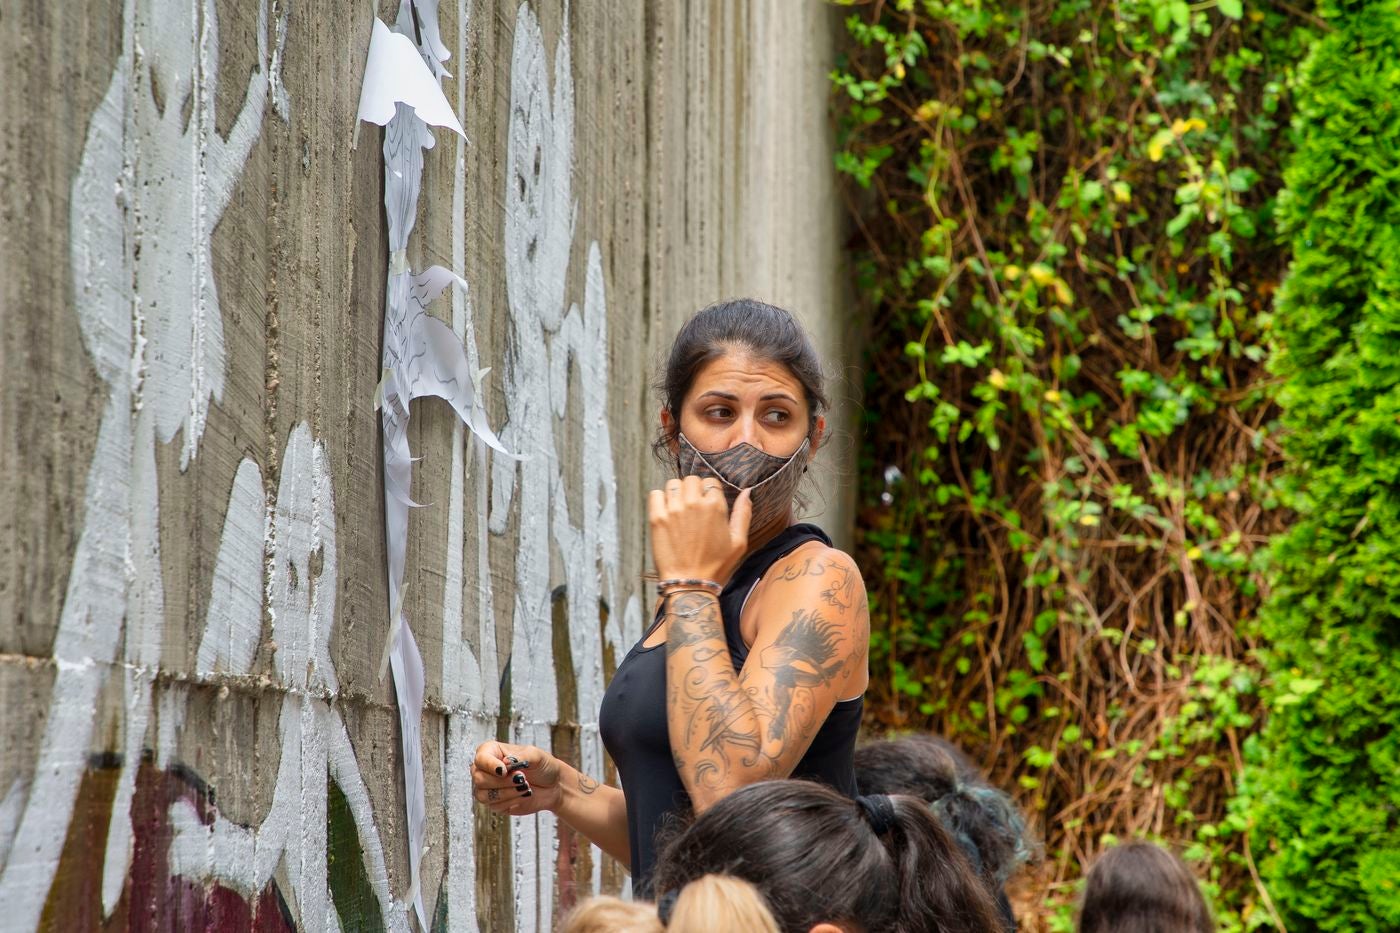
[856,735,1037,888]
[933,783,1033,886]
[858,794,1004,933]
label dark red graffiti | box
[40,754,294,933]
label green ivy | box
[1243,0,1400,928]
[832,0,1315,924]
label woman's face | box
[664,350,822,456]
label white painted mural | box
[170,424,408,932]
[0,0,638,930]
[487,3,640,925]
[0,0,288,926]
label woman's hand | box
[648,477,752,584]
[472,741,564,817]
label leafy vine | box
[832,0,1315,925]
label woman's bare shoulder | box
[752,541,867,616]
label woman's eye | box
[763,409,790,424]
[704,406,732,420]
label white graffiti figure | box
[489,3,638,924]
[169,423,408,933]
[490,6,573,926]
[439,2,501,924]
[0,0,287,924]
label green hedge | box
[1245,1,1400,927]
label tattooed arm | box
[551,765,631,865]
[665,546,869,811]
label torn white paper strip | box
[357,3,516,927]
[357,17,464,140]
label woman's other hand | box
[472,742,562,817]
[648,478,752,584]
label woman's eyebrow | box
[696,389,797,403]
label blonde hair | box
[667,875,781,933]
[560,896,662,933]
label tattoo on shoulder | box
[774,557,825,581]
[820,561,857,611]
[772,553,861,614]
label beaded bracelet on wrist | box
[657,577,722,596]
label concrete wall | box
[0,1,855,930]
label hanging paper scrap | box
[356,17,465,141]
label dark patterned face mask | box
[676,432,812,529]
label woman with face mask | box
[471,300,869,896]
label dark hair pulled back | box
[652,780,1001,933]
[1079,841,1214,933]
[653,299,830,462]
[855,734,1035,888]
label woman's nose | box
[732,415,761,449]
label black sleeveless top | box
[598,523,865,895]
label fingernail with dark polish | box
[495,766,505,776]
[521,790,533,798]
[512,773,526,785]
[506,760,531,773]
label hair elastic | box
[856,794,897,836]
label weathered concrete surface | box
[0,1,855,930]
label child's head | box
[654,779,1002,933]
[856,734,1036,887]
[560,896,662,933]
[663,874,781,933]
[1079,841,1214,933]
[560,876,780,933]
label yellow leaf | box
[1029,263,1055,287]
[1146,128,1176,163]
[1053,280,1073,305]
[1003,264,1023,281]
[1079,514,1099,527]
[1043,389,1062,404]
[1186,546,1203,560]
[915,100,940,122]
[988,369,1007,389]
